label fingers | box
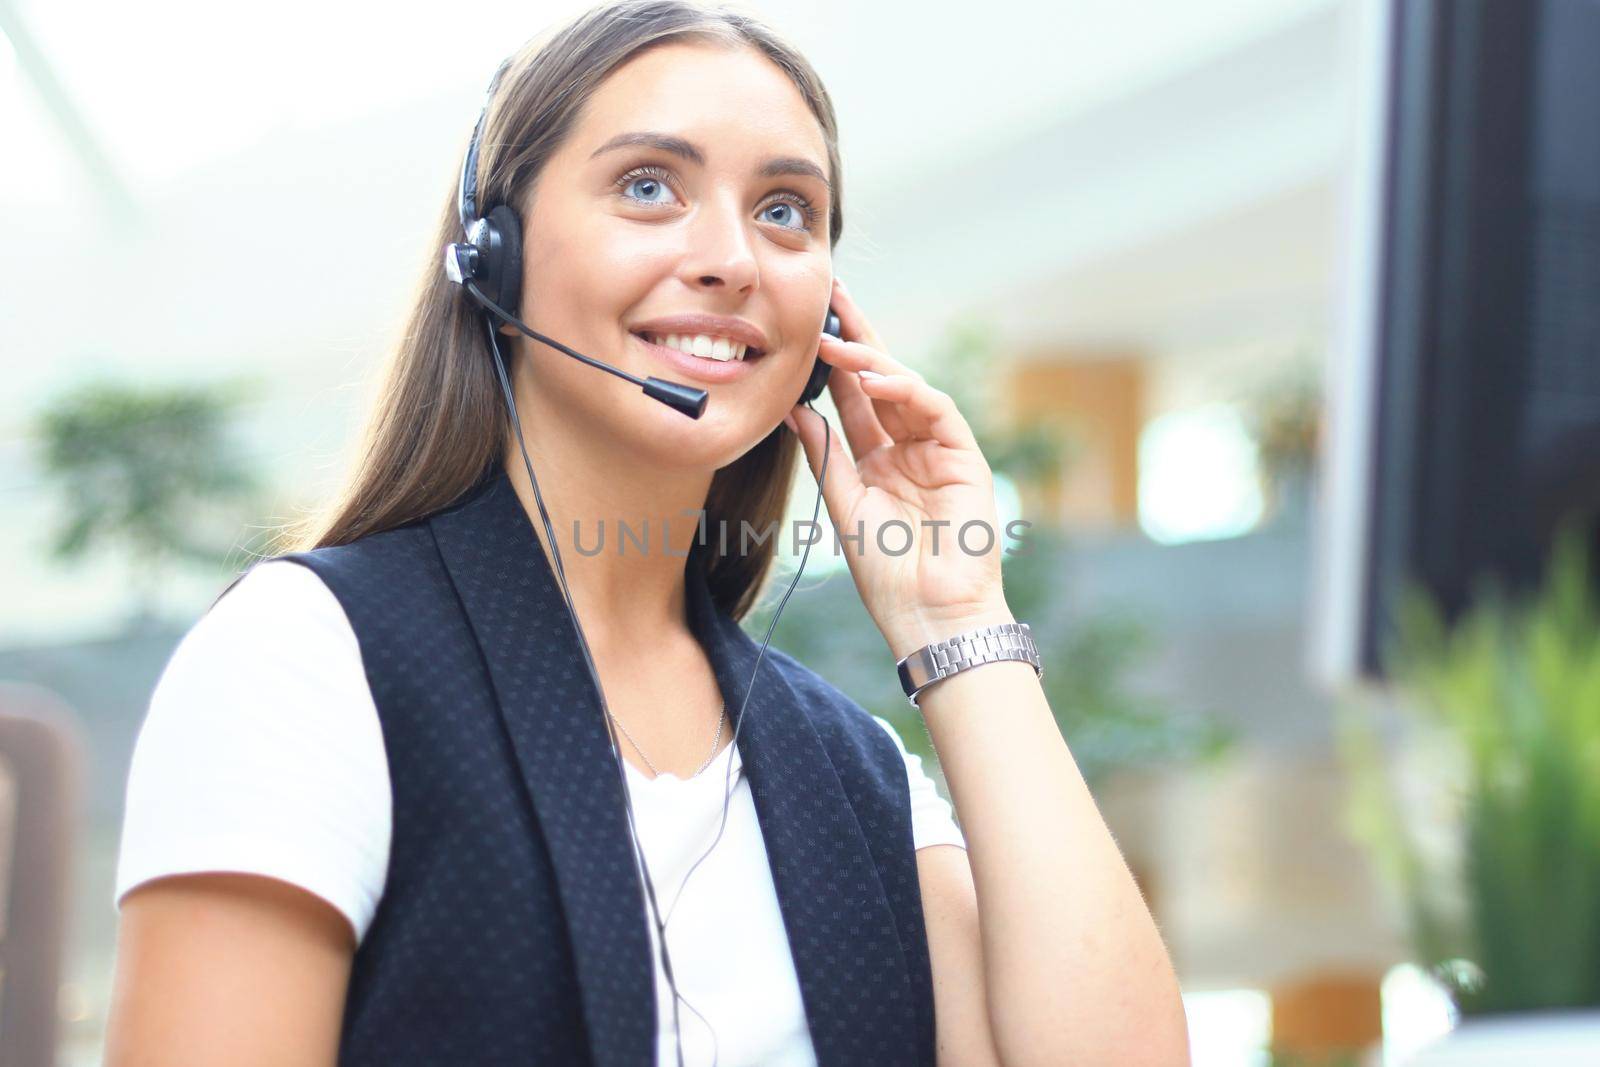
[816,275,957,450]
[788,405,867,525]
[817,335,925,384]
[853,373,980,453]
[853,373,919,443]
[817,337,927,444]
[824,361,895,462]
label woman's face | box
[510,40,835,467]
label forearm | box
[890,605,1191,1067]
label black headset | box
[441,58,838,1067]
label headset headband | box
[458,59,515,232]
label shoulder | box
[178,558,367,691]
[273,519,469,644]
[213,554,354,626]
[115,559,393,943]
[276,521,438,593]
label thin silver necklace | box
[610,698,727,779]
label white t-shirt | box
[115,559,965,1067]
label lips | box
[626,313,770,355]
[629,332,761,386]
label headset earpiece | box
[473,204,524,320]
[480,206,524,319]
[799,306,842,405]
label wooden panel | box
[1006,354,1145,529]
[1269,971,1384,1061]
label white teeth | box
[645,332,749,362]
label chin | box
[646,406,778,465]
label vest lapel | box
[428,462,917,1067]
[428,464,655,1067]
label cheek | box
[519,195,662,305]
[520,225,575,307]
[768,260,833,353]
[572,236,682,321]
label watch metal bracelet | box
[896,621,1042,708]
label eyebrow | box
[589,130,832,193]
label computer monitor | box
[1312,0,1600,686]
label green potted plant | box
[34,377,266,624]
[1338,524,1600,1062]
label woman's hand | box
[783,278,1014,661]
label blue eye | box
[617,166,680,206]
[760,198,818,231]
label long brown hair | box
[274,0,844,621]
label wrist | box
[883,601,1016,662]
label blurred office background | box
[9,0,1591,1063]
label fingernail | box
[783,411,797,432]
[858,369,884,380]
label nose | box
[677,192,758,295]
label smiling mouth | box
[630,331,769,362]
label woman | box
[104,2,1189,1064]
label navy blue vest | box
[253,461,936,1065]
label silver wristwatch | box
[896,621,1042,708]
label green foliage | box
[34,377,265,616]
[1338,524,1600,1015]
